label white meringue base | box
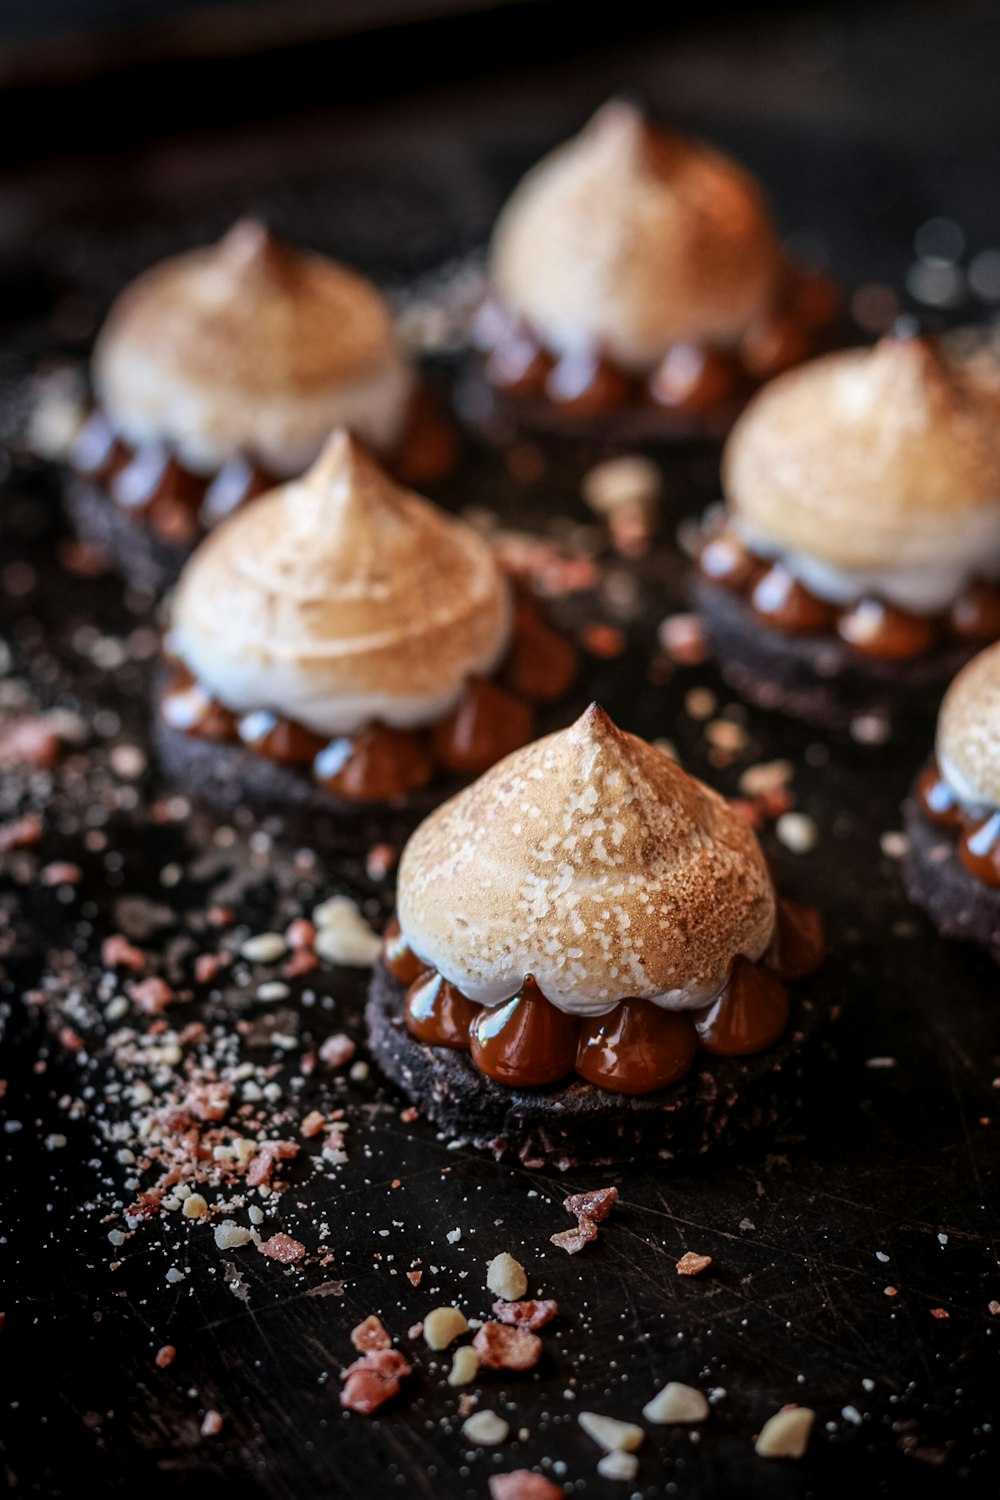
[99,349,415,478]
[405,935,768,1018]
[171,597,513,739]
[736,518,1000,615]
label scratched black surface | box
[3,5,1000,1498]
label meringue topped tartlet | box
[367,705,825,1168]
[905,642,1000,964]
[467,100,840,443]
[66,219,448,592]
[695,332,1000,730]
[155,430,576,820]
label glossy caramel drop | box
[740,313,811,381]
[649,344,735,412]
[161,671,237,741]
[765,899,825,982]
[201,456,275,528]
[238,710,326,766]
[405,970,478,1050]
[71,409,128,482]
[469,976,579,1087]
[111,445,204,518]
[501,600,577,704]
[431,677,534,776]
[699,531,765,592]
[916,763,965,829]
[486,332,553,397]
[836,599,934,660]
[575,999,698,1095]
[383,919,430,988]
[393,388,459,488]
[959,811,1000,888]
[751,565,837,634]
[545,349,630,414]
[949,582,1000,642]
[695,956,789,1057]
[314,725,434,802]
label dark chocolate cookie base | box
[366,959,833,1170]
[64,474,198,595]
[903,795,1000,964]
[696,575,978,733]
[153,663,588,844]
[454,356,743,455]
[154,714,459,847]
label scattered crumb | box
[562,1186,617,1222]
[550,1219,599,1255]
[676,1252,712,1277]
[486,1251,528,1301]
[754,1405,815,1459]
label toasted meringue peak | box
[937,642,1000,810]
[396,703,776,1015]
[725,334,1000,573]
[489,100,781,371]
[169,430,512,736]
[94,220,413,475]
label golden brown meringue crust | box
[94,220,413,472]
[170,431,511,726]
[396,704,776,1013]
[99,219,396,394]
[489,101,781,369]
[724,335,1000,570]
[937,642,1000,808]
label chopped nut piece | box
[775,811,819,855]
[492,1299,557,1331]
[582,454,662,516]
[101,934,146,973]
[473,1321,542,1371]
[340,1347,412,1415]
[0,813,43,852]
[423,1305,468,1350]
[676,1251,712,1277]
[562,1186,618,1222]
[318,1033,356,1070]
[154,1345,176,1369]
[597,1451,639,1481]
[285,919,316,951]
[312,896,381,965]
[257,1233,305,1265]
[214,1221,254,1250]
[550,1219,598,1255]
[240,932,286,963]
[447,1345,480,1387]
[182,1193,208,1220]
[755,1404,815,1459]
[642,1381,709,1424]
[658,613,707,665]
[200,1410,224,1438]
[486,1251,528,1301]
[406,1270,423,1288]
[130,977,175,1016]
[930,1307,949,1320]
[578,1411,644,1453]
[581,455,662,554]
[300,1110,326,1139]
[488,1473,562,1500]
[351,1315,391,1352]
[462,1409,509,1446]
